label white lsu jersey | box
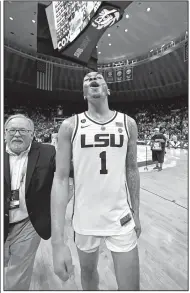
[71,111,135,236]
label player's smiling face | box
[83,72,109,100]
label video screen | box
[46,1,101,51]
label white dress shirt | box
[6,145,31,223]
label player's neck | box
[87,99,112,119]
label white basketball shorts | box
[75,228,137,253]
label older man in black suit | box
[4,114,56,290]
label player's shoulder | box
[116,112,137,140]
[60,116,75,132]
[127,115,136,125]
[63,115,75,126]
[58,114,81,138]
[124,114,137,130]
[117,111,136,124]
[116,111,137,134]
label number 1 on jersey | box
[99,151,108,174]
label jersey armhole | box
[124,114,130,139]
[71,114,79,143]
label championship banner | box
[115,67,124,82]
[59,1,133,67]
[124,67,133,81]
[105,68,114,83]
[184,41,188,62]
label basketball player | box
[51,72,141,290]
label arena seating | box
[4,98,188,148]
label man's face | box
[5,118,34,154]
[83,72,109,101]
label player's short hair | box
[5,114,35,132]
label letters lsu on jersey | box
[71,111,135,236]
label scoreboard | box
[46,1,101,51]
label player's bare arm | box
[126,116,141,238]
[51,116,74,245]
[51,116,75,281]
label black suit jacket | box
[4,142,56,242]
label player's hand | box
[133,213,141,238]
[53,244,74,282]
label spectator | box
[150,127,166,171]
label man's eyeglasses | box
[6,129,32,136]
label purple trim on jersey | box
[84,111,118,125]
[125,183,133,213]
[71,114,79,144]
[124,114,130,139]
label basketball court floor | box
[30,146,188,290]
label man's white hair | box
[5,114,35,132]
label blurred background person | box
[150,127,166,171]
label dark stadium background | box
[4,1,188,144]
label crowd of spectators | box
[133,103,188,142]
[4,98,188,147]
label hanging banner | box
[105,68,114,83]
[115,67,124,82]
[58,1,133,67]
[38,1,133,69]
[124,67,133,81]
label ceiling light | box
[98,52,101,54]
[125,29,128,32]
[108,33,111,37]
[126,14,129,18]
[96,45,98,48]
[150,49,153,52]
[32,20,36,23]
[147,7,150,12]
[161,44,165,47]
[9,17,13,20]
[109,43,111,46]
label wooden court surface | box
[30,148,188,290]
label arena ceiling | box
[4,0,188,63]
